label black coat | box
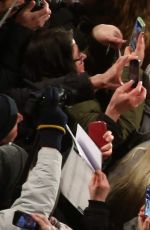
[0,20,32,90]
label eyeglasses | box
[73,53,85,64]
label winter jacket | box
[0,143,27,210]
[0,147,62,230]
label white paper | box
[66,124,102,171]
[76,124,102,170]
[61,144,91,212]
[66,125,91,168]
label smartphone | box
[88,121,107,148]
[129,59,140,88]
[145,185,150,216]
[129,17,145,51]
[13,210,40,230]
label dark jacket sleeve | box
[3,87,34,114]
[30,71,94,103]
[0,20,32,71]
[0,20,33,90]
[4,72,94,113]
[80,200,111,230]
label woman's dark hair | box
[22,28,76,82]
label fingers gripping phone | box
[88,121,107,148]
[145,185,150,216]
[13,210,40,230]
[129,59,140,88]
[129,16,145,51]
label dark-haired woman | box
[21,27,146,161]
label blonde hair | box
[106,141,150,226]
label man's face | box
[1,113,23,144]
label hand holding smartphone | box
[145,185,150,217]
[88,121,107,149]
[13,210,40,230]
[129,59,140,88]
[129,17,145,51]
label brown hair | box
[23,28,76,82]
[113,0,150,69]
[82,0,150,69]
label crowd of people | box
[0,0,150,229]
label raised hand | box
[137,206,150,230]
[32,213,53,230]
[15,0,51,31]
[105,80,147,122]
[92,24,126,48]
[124,32,145,65]
[89,170,110,202]
[90,54,139,90]
[35,87,68,151]
[101,131,114,160]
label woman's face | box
[72,42,87,74]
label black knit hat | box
[0,94,18,142]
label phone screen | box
[13,211,39,230]
[88,121,107,148]
[145,185,150,216]
[129,59,140,87]
[129,17,145,51]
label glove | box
[36,87,68,151]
